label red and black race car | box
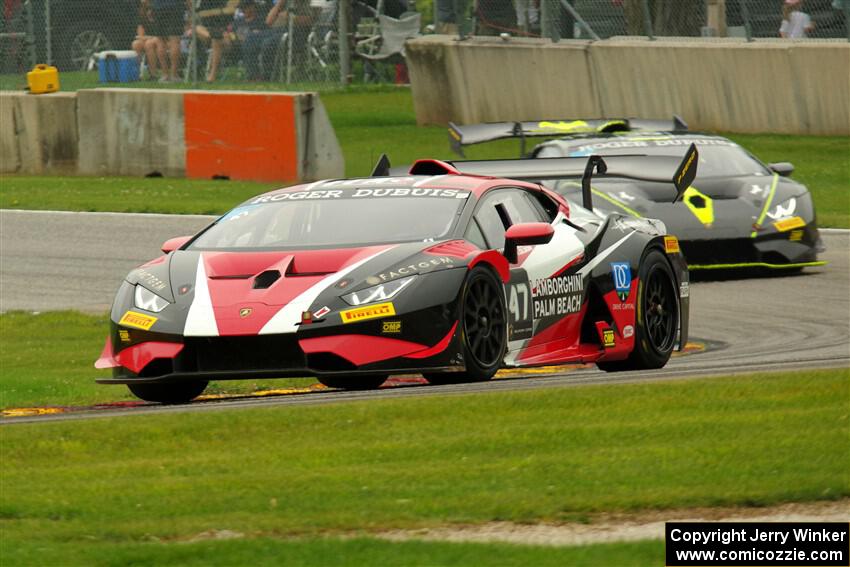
[96,149,698,404]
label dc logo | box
[611,262,631,301]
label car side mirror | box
[768,162,794,177]
[161,236,192,254]
[503,222,555,264]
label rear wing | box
[449,145,697,210]
[448,116,688,157]
[377,143,698,212]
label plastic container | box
[26,64,60,94]
[97,51,140,83]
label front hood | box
[123,241,469,336]
[557,174,812,240]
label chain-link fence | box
[459,0,849,40]
[0,0,424,86]
[1,0,847,88]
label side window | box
[524,191,559,221]
[473,189,548,249]
[464,219,488,249]
[475,198,508,249]
[502,190,547,224]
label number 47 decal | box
[509,283,529,322]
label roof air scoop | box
[409,159,461,176]
[253,270,281,289]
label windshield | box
[189,191,469,250]
[546,138,771,178]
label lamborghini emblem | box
[239,308,253,318]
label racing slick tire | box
[597,249,679,372]
[127,380,208,404]
[424,266,506,385]
[317,375,388,390]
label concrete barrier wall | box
[406,36,850,135]
[0,92,79,174]
[1,88,344,181]
[589,39,850,135]
[0,94,19,173]
[407,36,599,126]
[78,89,185,178]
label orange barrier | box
[184,92,300,182]
[4,88,343,179]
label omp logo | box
[602,329,615,348]
[664,236,680,254]
[119,311,158,331]
[340,302,395,324]
[382,321,402,333]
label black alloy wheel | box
[643,259,678,356]
[127,380,208,404]
[425,266,506,385]
[598,249,679,372]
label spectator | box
[195,0,239,81]
[266,0,316,80]
[146,0,187,82]
[436,0,462,34]
[514,0,539,34]
[780,0,814,38]
[233,0,268,43]
[240,0,282,80]
[132,2,165,79]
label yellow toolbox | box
[26,64,60,94]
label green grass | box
[1,369,847,564]
[0,311,316,409]
[3,536,662,567]
[0,69,415,93]
[0,88,520,215]
[1,89,847,223]
[0,175,275,215]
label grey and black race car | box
[449,118,825,271]
[96,150,697,404]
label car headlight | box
[342,275,416,306]
[766,196,797,220]
[134,285,170,313]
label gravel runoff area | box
[376,500,850,547]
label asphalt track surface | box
[1,210,848,424]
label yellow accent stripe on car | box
[682,186,714,226]
[750,174,780,238]
[560,181,643,217]
[591,189,644,217]
[689,260,827,270]
[534,120,590,133]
